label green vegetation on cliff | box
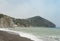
[0,14,56,27]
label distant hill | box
[0,14,56,28]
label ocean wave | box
[0,28,43,41]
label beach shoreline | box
[0,28,42,41]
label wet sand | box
[0,30,33,41]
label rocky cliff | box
[0,14,14,28]
[0,14,56,28]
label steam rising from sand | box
[0,28,43,41]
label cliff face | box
[0,14,14,28]
[0,14,56,28]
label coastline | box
[0,28,42,41]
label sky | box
[0,0,60,27]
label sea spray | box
[0,28,43,41]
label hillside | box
[0,14,56,28]
[27,16,56,27]
[0,14,14,28]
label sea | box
[7,27,60,41]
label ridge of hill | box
[0,14,56,28]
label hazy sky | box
[0,0,60,27]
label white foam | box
[0,28,43,41]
